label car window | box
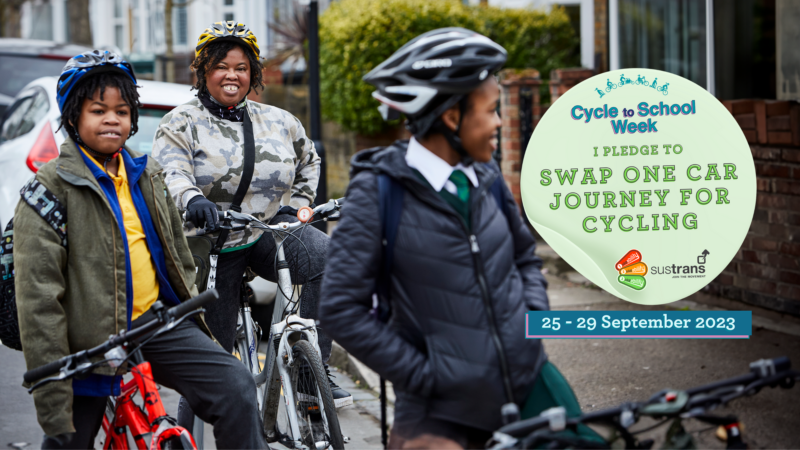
[0,96,34,143]
[127,108,169,155]
[0,88,49,143]
[16,89,49,137]
[0,55,67,97]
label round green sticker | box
[521,69,756,305]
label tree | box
[164,0,194,83]
[0,0,26,38]
[66,0,93,46]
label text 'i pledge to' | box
[570,101,697,134]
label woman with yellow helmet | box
[152,19,351,429]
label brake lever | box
[27,358,96,393]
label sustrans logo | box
[648,250,708,277]
[616,249,647,290]
[412,59,452,70]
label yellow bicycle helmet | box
[195,21,260,58]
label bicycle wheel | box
[284,340,345,450]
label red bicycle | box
[24,291,219,449]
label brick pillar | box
[499,69,541,208]
[550,68,595,103]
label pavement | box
[328,244,800,450]
[0,345,381,450]
[3,243,799,449]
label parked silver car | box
[0,76,276,305]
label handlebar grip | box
[334,197,346,206]
[24,357,67,383]
[168,289,219,319]
[774,356,791,372]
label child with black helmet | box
[14,50,267,449]
[320,28,602,448]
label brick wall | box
[703,99,800,316]
[707,144,800,316]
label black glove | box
[186,196,219,231]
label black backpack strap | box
[212,110,256,253]
[491,176,521,243]
[375,172,404,450]
[373,173,404,323]
[20,177,67,246]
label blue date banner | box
[526,311,751,338]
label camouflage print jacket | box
[152,98,320,249]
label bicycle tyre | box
[286,340,345,450]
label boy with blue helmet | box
[15,50,267,449]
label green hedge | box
[319,0,579,136]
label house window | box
[176,6,188,45]
[225,12,234,22]
[115,24,124,49]
[618,0,708,87]
[225,0,234,5]
[29,2,53,41]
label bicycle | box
[185,199,347,450]
[658,83,669,96]
[605,79,617,92]
[23,290,220,450]
[488,357,799,449]
[635,75,649,86]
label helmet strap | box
[430,97,474,166]
[79,140,121,172]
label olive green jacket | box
[14,138,209,437]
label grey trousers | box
[42,311,267,449]
[205,214,332,360]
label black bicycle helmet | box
[363,27,507,160]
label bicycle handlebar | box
[23,290,219,384]
[182,197,346,230]
[23,356,69,385]
[494,357,797,442]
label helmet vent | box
[382,54,409,70]
[410,69,439,81]
[451,67,481,79]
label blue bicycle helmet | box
[56,50,137,113]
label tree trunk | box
[165,0,175,82]
[1,0,25,38]
[66,0,93,46]
[479,0,489,6]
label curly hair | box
[58,70,141,144]
[191,39,263,95]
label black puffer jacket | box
[319,140,550,431]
